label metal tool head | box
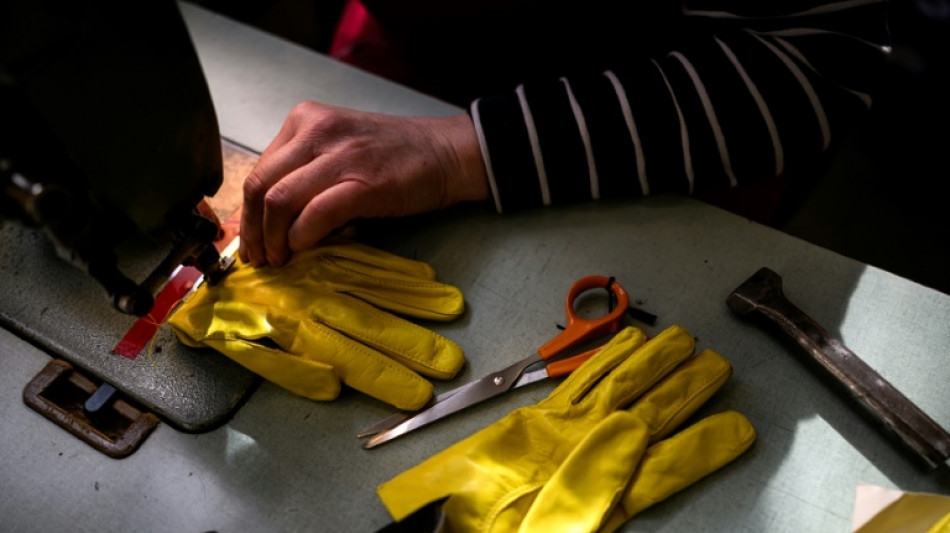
[726,267,784,316]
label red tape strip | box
[112,265,203,359]
[113,212,241,359]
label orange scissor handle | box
[544,346,599,378]
[537,275,629,360]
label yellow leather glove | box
[168,240,465,410]
[377,325,756,532]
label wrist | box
[440,113,489,204]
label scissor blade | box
[357,412,415,440]
[356,382,478,438]
[359,367,553,438]
[511,368,548,389]
[357,413,414,440]
[363,378,508,448]
[363,356,539,448]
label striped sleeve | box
[471,0,890,212]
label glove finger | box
[625,348,733,443]
[312,242,466,322]
[517,412,649,533]
[544,327,648,407]
[317,239,440,280]
[313,292,465,381]
[202,338,342,401]
[169,298,343,401]
[550,325,696,412]
[344,280,464,323]
[173,298,435,409]
[292,318,439,410]
[599,411,757,533]
[230,244,465,322]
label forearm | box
[471,0,891,213]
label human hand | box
[239,101,489,267]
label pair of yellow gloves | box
[168,241,756,533]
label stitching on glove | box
[565,355,627,407]
[562,328,647,406]
[613,359,681,409]
[609,335,696,410]
[322,256,448,290]
[180,305,416,380]
[182,325,236,342]
[483,481,545,533]
[307,314,425,383]
[203,335,287,354]
[643,354,732,441]
[722,411,757,454]
[316,320,415,377]
[347,289,462,320]
[315,241,433,277]
[319,301,457,374]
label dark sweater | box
[362,0,891,212]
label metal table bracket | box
[23,359,159,458]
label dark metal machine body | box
[1,0,228,316]
[0,1,256,434]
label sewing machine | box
[0,1,256,443]
[1,0,231,316]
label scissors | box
[358,274,631,449]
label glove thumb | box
[599,410,756,533]
[516,412,649,533]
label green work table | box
[1,3,947,532]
